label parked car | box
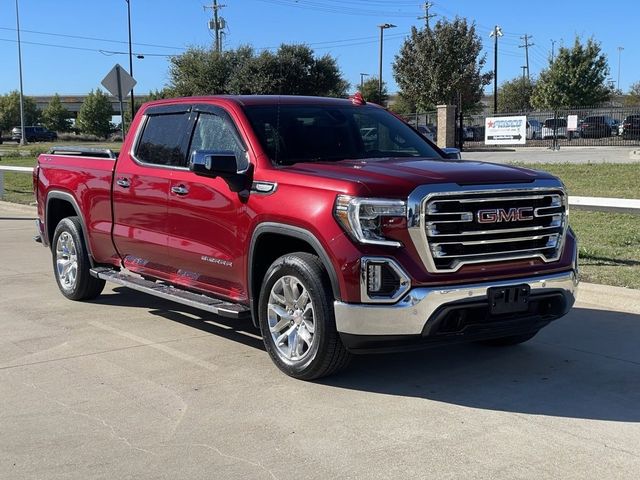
[416,125,435,142]
[526,120,542,140]
[541,118,568,139]
[579,116,617,138]
[11,125,58,142]
[33,94,578,380]
[621,114,640,139]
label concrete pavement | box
[1,202,640,479]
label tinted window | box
[244,104,440,165]
[190,113,247,170]
[136,113,190,166]
[543,119,567,128]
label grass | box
[1,152,639,288]
[515,162,640,289]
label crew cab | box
[34,95,578,380]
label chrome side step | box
[90,267,251,319]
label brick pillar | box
[437,104,456,149]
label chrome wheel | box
[55,231,78,292]
[267,275,315,362]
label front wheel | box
[258,252,351,380]
[52,216,105,300]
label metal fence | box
[402,106,640,149]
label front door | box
[167,106,251,302]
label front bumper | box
[334,270,578,350]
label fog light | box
[367,264,382,293]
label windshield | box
[243,104,441,165]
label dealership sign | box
[484,116,527,145]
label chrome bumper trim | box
[334,270,578,336]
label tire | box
[51,216,105,301]
[479,330,539,347]
[258,252,351,380]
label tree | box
[393,17,492,112]
[359,77,388,105]
[77,89,113,138]
[168,44,348,97]
[624,81,640,106]
[0,91,40,131]
[41,94,72,132]
[498,78,536,112]
[531,37,610,109]
[388,93,417,115]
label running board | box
[90,268,251,319]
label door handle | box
[116,178,130,188]
[171,185,189,196]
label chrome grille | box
[421,189,567,272]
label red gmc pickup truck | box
[34,95,578,380]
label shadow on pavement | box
[323,307,640,422]
[90,286,264,351]
[90,286,640,422]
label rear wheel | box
[480,330,539,346]
[258,252,351,380]
[52,216,105,300]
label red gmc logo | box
[477,207,534,223]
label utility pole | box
[126,0,135,123]
[359,73,369,91]
[205,0,226,53]
[550,39,556,62]
[521,66,527,81]
[417,2,436,30]
[519,34,534,80]
[490,25,503,115]
[378,23,396,105]
[617,46,624,91]
[15,0,27,146]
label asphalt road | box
[2,202,640,480]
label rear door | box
[167,104,250,301]
[112,104,194,278]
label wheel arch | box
[248,223,341,327]
[45,191,95,266]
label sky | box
[1,0,638,97]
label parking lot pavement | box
[461,146,640,164]
[1,202,640,480]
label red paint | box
[36,95,576,306]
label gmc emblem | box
[477,207,534,223]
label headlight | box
[334,195,406,247]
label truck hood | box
[284,157,555,197]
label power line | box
[204,1,226,53]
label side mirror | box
[441,147,461,160]
[190,150,239,178]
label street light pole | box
[617,46,624,92]
[490,25,503,115]
[126,0,135,122]
[359,73,369,91]
[15,0,27,146]
[378,23,396,105]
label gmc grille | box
[421,189,567,272]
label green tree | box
[0,91,40,131]
[531,37,610,109]
[388,93,417,115]
[393,17,492,112]
[498,78,536,112]
[77,89,113,138]
[359,77,388,105]
[624,81,640,106]
[41,94,72,132]
[168,44,348,97]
